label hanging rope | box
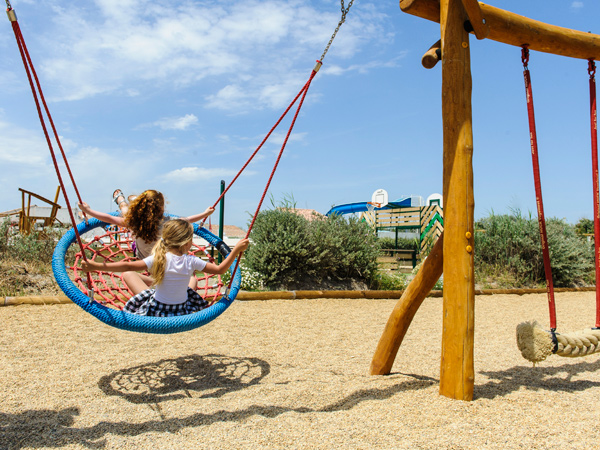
[516,55,600,363]
[223,65,319,291]
[200,65,321,229]
[194,1,355,291]
[6,2,93,289]
[521,45,558,331]
[200,0,355,228]
[589,59,600,329]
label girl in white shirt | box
[82,218,249,317]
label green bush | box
[244,208,379,289]
[0,219,74,263]
[371,271,409,290]
[474,210,594,288]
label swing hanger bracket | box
[6,1,17,22]
[521,45,529,68]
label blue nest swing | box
[52,215,242,334]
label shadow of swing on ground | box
[98,354,270,404]
[1,371,436,449]
[474,357,600,400]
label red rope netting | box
[70,227,225,309]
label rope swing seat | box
[516,47,600,363]
[7,1,354,333]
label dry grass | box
[2,292,600,449]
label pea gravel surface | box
[2,292,600,450]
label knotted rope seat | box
[516,320,600,363]
[52,214,241,334]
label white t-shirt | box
[143,253,207,305]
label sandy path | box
[2,292,600,449]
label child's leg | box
[113,189,129,216]
[122,271,153,295]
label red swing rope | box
[6,3,93,288]
[589,59,600,328]
[200,69,319,227]
[224,63,319,290]
[521,45,558,331]
[200,0,355,231]
[224,1,355,290]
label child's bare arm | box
[182,207,215,223]
[203,239,249,275]
[79,202,126,227]
[82,259,147,273]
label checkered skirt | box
[124,288,209,317]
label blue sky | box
[1,0,599,229]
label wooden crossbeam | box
[401,0,600,60]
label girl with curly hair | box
[79,189,214,289]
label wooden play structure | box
[370,0,600,401]
[362,203,443,255]
[18,186,62,235]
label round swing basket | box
[52,214,242,334]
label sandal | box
[113,189,127,207]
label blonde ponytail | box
[149,219,194,286]
[150,238,168,286]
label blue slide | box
[326,202,378,216]
[326,198,413,217]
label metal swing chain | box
[320,0,354,63]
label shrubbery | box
[0,219,73,263]
[244,208,379,290]
[474,210,594,288]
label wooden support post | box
[370,233,444,375]
[439,0,475,401]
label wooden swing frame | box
[370,0,600,401]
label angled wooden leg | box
[370,233,444,375]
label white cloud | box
[571,1,584,9]
[27,1,388,109]
[153,114,198,130]
[0,121,48,165]
[322,54,406,77]
[162,166,240,183]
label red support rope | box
[200,1,353,230]
[226,65,320,290]
[589,59,600,328]
[200,64,321,228]
[7,6,92,288]
[521,46,558,331]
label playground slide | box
[326,202,374,216]
[326,198,413,217]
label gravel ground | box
[2,292,600,450]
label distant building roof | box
[288,208,324,222]
[206,224,247,238]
